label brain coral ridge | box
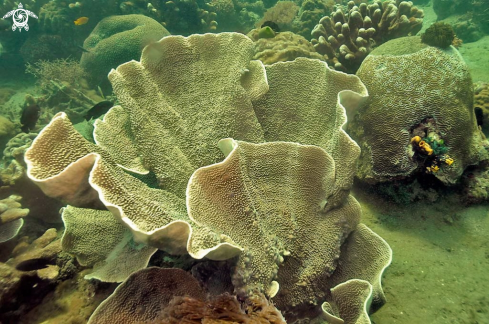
[80,14,170,85]
[25,33,390,321]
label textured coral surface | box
[80,14,170,84]
[311,0,424,73]
[350,36,487,184]
[25,33,391,323]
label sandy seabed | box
[354,186,489,324]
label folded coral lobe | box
[24,112,105,209]
[187,139,362,310]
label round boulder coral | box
[348,36,488,185]
[80,14,170,84]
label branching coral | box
[311,0,424,73]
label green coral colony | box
[1,0,489,323]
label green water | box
[1,0,488,323]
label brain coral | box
[349,36,488,184]
[80,14,170,85]
[25,33,391,323]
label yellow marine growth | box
[410,135,421,144]
[411,136,455,174]
[418,140,433,156]
[440,154,454,166]
[425,154,455,174]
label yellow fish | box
[74,17,89,26]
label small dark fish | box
[76,45,90,53]
[15,258,54,271]
[20,104,40,133]
[261,21,280,33]
[84,101,113,120]
[475,107,483,127]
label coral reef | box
[87,268,206,323]
[471,0,489,34]
[0,132,64,224]
[21,268,115,323]
[446,16,483,43]
[80,14,169,85]
[462,161,489,204]
[432,0,469,20]
[205,0,237,32]
[257,1,300,31]
[60,206,157,283]
[19,34,79,64]
[247,30,323,64]
[37,1,73,35]
[1,133,37,187]
[160,293,285,323]
[25,58,87,91]
[311,0,424,73]
[0,195,29,243]
[24,33,391,323]
[348,36,488,185]
[159,0,210,34]
[474,82,489,135]
[26,81,103,126]
[23,58,102,124]
[88,267,285,323]
[322,279,373,324]
[0,115,16,151]
[0,226,109,322]
[0,228,66,321]
[421,22,455,48]
[0,88,16,107]
[433,0,489,41]
[292,0,336,39]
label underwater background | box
[0,0,489,323]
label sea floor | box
[459,36,489,84]
[353,187,489,324]
[419,3,489,84]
